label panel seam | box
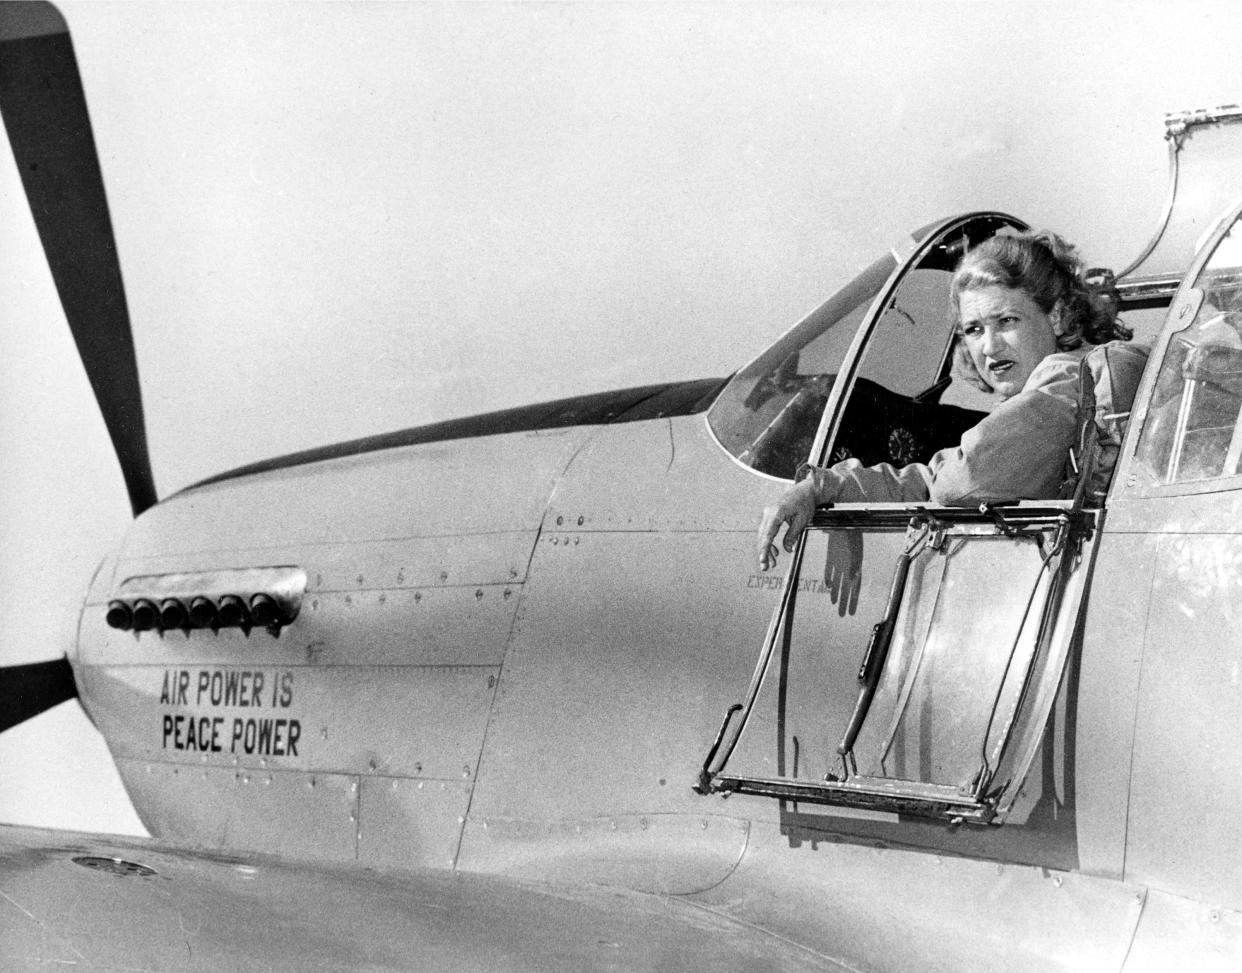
[1120,534,1162,882]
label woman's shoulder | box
[1022,346,1090,395]
[1027,340,1150,388]
[1018,341,1149,424]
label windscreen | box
[707,254,895,479]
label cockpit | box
[707,214,1018,482]
[696,106,1242,829]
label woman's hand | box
[756,477,819,571]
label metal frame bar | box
[711,773,995,824]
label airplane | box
[4,1,1242,969]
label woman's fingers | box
[756,482,817,571]
[783,498,812,552]
[756,506,785,571]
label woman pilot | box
[757,229,1149,572]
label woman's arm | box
[755,352,1087,570]
[927,386,1078,503]
[755,460,934,571]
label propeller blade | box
[0,657,78,734]
[0,2,157,515]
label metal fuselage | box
[69,192,1242,969]
[69,366,1242,969]
[7,2,1241,963]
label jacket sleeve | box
[802,352,1087,506]
[801,458,935,504]
[925,384,1078,504]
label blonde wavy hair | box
[950,229,1132,392]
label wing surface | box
[0,823,838,972]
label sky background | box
[2,0,1241,836]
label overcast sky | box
[3,0,1241,836]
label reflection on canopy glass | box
[707,255,894,479]
[1137,214,1242,484]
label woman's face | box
[959,284,1063,398]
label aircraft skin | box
[5,3,1242,971]
[16,378,1170,972]
[17,232,1242,970]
